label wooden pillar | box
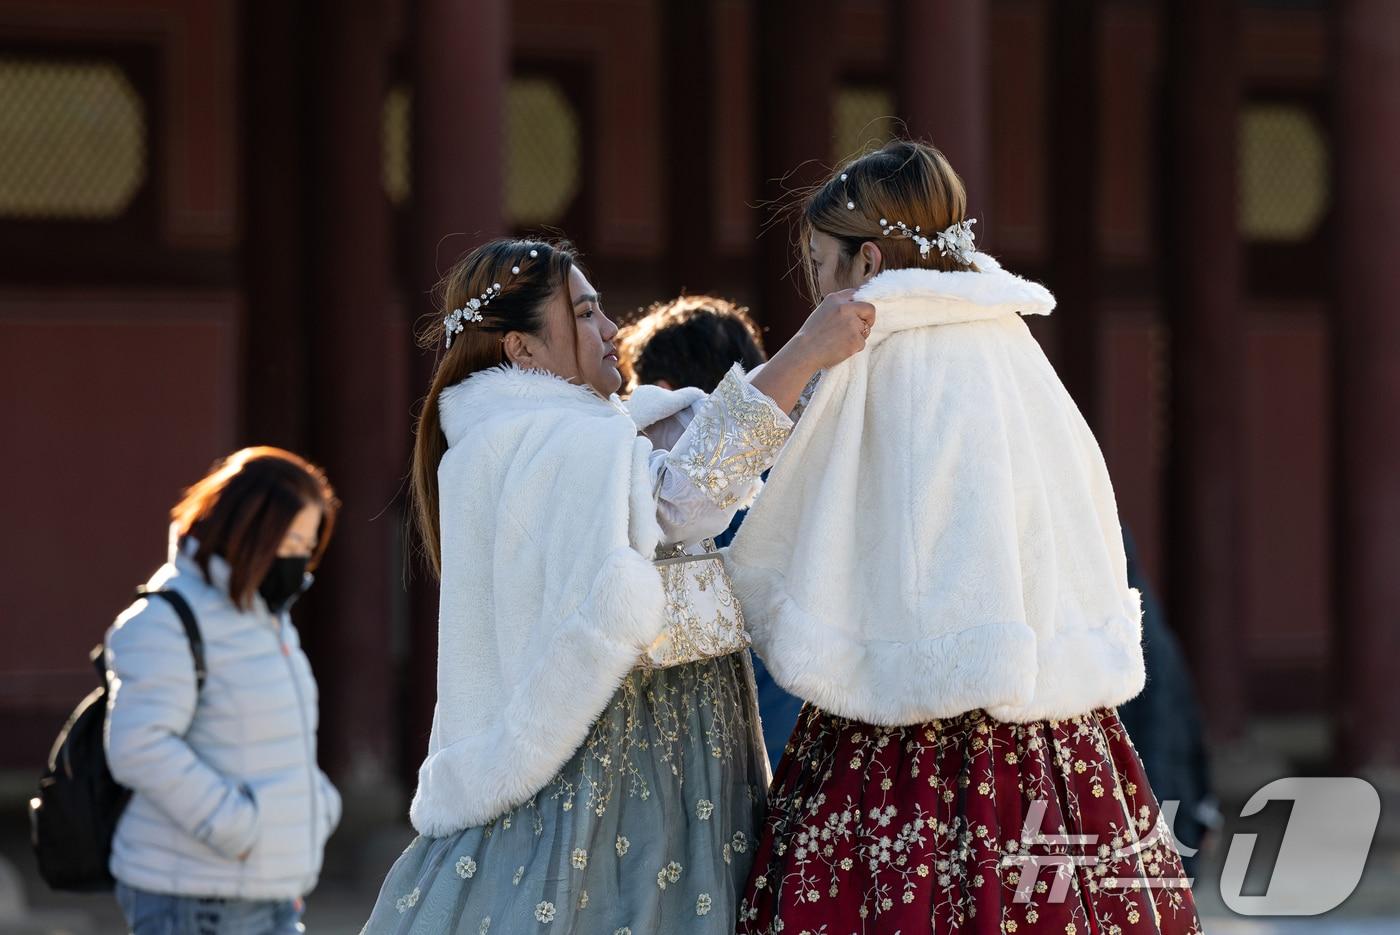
[755,0,836,346]
[307,0,398,785]
[897,0,991,227]
[404,0,509,770]
[241,0,310,451]
[1048,0,1101,421]
[412,0,507,269]
[1333,0,1400,769]
[664,0,716,293]
[1164,0,1245,739]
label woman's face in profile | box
[810,229,882,297]
[809,230,850,298]
[504,266,622,398]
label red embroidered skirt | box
[739,705,1203,934]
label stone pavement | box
[4,753,1399,934]
[5,826,1398,933]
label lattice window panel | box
[834,86,896,165]
[504,78,580,227]
[1239,104,1330,243]
[0,58,147,220]
[380,77,581,227]
[382,83,412,207]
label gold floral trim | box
[669,367,792,510]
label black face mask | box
[259,556,311,614]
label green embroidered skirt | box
[361,651,769,934]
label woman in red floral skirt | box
[725,140,1203,934]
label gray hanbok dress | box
[362,369,792,934]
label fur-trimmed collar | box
[854,252,1056,335]
[438,365,626,447]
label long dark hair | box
[410,238,581,576]
[170,447,339,610]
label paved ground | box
[4,744,1397,934]
[5,817,1398,933]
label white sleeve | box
[648,365,793,546]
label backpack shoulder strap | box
[135,587,206,694]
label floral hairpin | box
[444,283,500,349]
[880,217,978,265]
[442,248,542,348]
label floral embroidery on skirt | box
[361,652,768,934]
[738,705,1203,934]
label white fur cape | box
[726,254,1145,726]
[409,366,666,836]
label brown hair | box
[800,139,976,302]
[616,295,768,394]
[410,238,581,576]
[171,447,339,610]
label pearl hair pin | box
[442,246,547,348]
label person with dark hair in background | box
[617,295,809,772]
[104,447,342,934]
[616,294,768,394]
[1117,531,1219,878]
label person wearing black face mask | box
[102,448,342,934]
[259,555,313,614]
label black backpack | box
[28,587,205,892]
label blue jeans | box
[115,882,304,935]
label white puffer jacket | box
[103,535,340,900]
